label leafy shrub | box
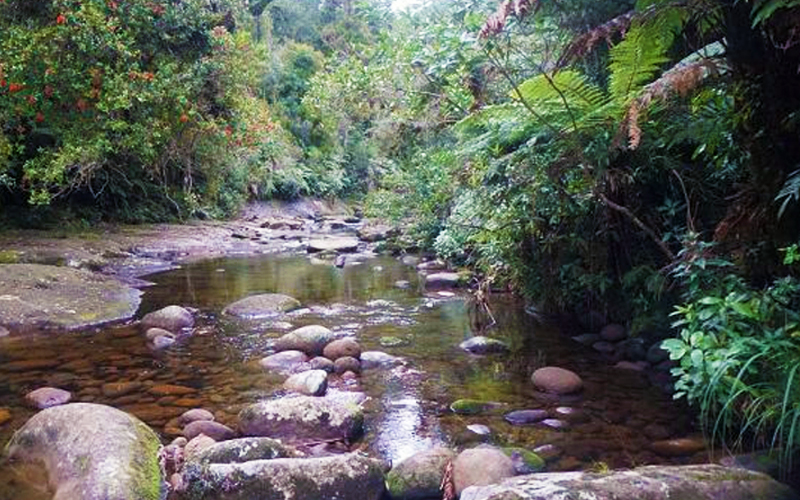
[664,242,800,474]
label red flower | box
[26,95,36,105]
[35,112,45,123]
[179,114,188,123]
[8,83,23,93]
[56,14,66,25]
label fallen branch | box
[599,193,676,261]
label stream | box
[0,252,705,498]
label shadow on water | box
[0,254,706,497]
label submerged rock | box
[238,395,364,443]
[649,437,706,457]
[141,305,194,332]
[386,447,455,500]
[3,402,163,500]
[459,336,510,355]
[0,264,142,331]
[459,464,799,500]
[451,399,503,415]
[182,453,385,500]
[223,293,302,319]
[531,367,583,395]
[504,409,548,425]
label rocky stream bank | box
[0,200,798,499]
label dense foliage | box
[2,0,800,475]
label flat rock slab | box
[182,453,385,500]
[222,293,302,319]
[0,264,142,331]
[307,237,360,253]
[459,464,799,500]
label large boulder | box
[0,264,142,331]
[531,367,583,395]
[274,325,336,356]
[386,447,456,500]
[238,395,363,443]
[2,402,163,500]
[182,453,385,500]
[223,294,302,319]
[141,305,194,332]
[459,464,799,500]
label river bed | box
[0,253,705,498]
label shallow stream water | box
[0,253,706,498]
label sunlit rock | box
[459,336,510,355]
[25,387,72,409]
[274,325,336,356]
[284,369,328,396]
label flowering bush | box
[0,0,291,219]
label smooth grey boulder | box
[182,453,385,500]
[387,447,456,500]
[2,402,163,500]
[453,447,516,495]
[460,336,510,355]
[238,395,363,443]
[24,387,72,409]
[459,464,799,500]
[187,437,300,465]
[274,325,336,356]
[223,294,302,319]
[141,305,193,332]
[284,369,328,396]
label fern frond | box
[480,0,540,39]
[751,0,800,27]
[514,70,610,131]
[558,10,637,68]
[776,168,800,218]
[620,47,726,149]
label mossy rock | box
[0,264,142,331]
[450,399,502,415]
[503,447,545,474]
[3,402,163,500]
[182,453,385,500]
[386,447,455,500]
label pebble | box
[183,420,236,441]
[179,408,215,425]
[0,408,11,425]
[540,418,570,430]
[149,385,197,396]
